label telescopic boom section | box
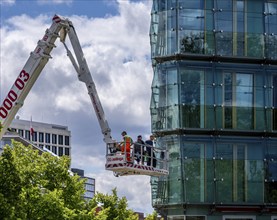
[0,15,113,144]
[0,15,65,139]
[60,19,114,145]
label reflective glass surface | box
[150,0,277,59]
[152,135,276,205]
[150,0,277,210]
[150,61,277,132]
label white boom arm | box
[0,15,113,144]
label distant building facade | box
[71,168,95,200]
[1,130,44,154]
[7,117,71,157]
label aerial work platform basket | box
[105,142,169,177]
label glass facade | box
[150,0,277,218]
[150,0,277,59]
[150,61,277,131]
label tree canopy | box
[0,141,141,219]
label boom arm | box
[0,15,113,144]
[60,19,114,144]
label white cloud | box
[0,0,15,6]
[37,0,73,5]
[0,0,155,215]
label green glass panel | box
[215,144,233,203]
[236,74,254,129]
[246,1,264,58]
[215,71,223,129]
[205,72,215,129]
[180,69,204,128]
[265,2,277,59]
[255,72,266,130]
[265,143,277,203]
[246,160,264,203]
[206,159,215,202]
[273,75,277,130]
[167,137,182,204]
[183,143,205,203]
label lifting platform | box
[105,143,169,177]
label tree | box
[0,141,87,219]
[0,141,141,219]
[145,211,160,220]
[87,188,138,220]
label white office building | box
[7,117,71,157]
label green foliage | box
[0,141,140,219]
[145,210,163,220]
[0,141,86,219]
[87,188,138,220]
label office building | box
[71,168,95,201]
[1,130,44,154]
[7,117,71,157]
[149,0,277,219]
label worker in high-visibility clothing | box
[119,131,133,162]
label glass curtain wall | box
[150,0,277,211]
[150,0,277,59]
[150,62,276,132]
[152,135,276,205]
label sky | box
[0,0,155,215]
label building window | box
[32,132,37,142]
[265,1,277,59]
[18,129,24,137]
[58,147,63,156]
[183,143,205,202]
[45,133,50,143]
[216,143,249,203]
[52,146,57,154]
[151,66,179,131]
[45,145,50,150]
[58,135,63,145]
[85,184,94,191]
[180,69,204,128]
[39,132,44,143]
[64,147,70,156]
[264,143,277,203]
[65,136,70,146]
[25,130,30,140]
[84,191,94,199]
[179,0,205,54]
[86,178,95,185]
[273,75,277,130]
[52,134,57,144]
[223,72,253,129]
[10,128,16,132]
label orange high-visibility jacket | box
[121,135,133,152]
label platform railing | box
[106,141,168,170]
